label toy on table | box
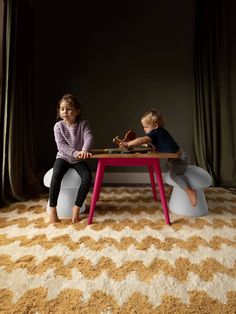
[113,130,136,146]
[111,130,136,153]
[110,130,152,154]
[91,130,153,155]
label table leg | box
[153,159,171,225]
[88,159,105,224]
[148,165,158,201]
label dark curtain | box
[193,0,236,187]
[0,0,42,205]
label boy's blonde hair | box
[141,109,165,127]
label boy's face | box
[141,119,158,134]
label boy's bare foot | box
[185,188,197,207]
[166,185,173,198]
[50,207,61,223]
[72,206,80,223]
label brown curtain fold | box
[193,0,236,187]
[0,0,42,205]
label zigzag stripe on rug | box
[0,187,236,314]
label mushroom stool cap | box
[165,165,212,189]
[43,168,86,217]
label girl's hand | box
[119,141,129,149]
[75,151,92,159]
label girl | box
[119,109,197,207]
[49,94,93,223]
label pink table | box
[88,152,178,225]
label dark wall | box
[33,0,195,173]
[0,0,3,89]
[229,1,236,159]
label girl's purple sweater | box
[54,119,94,164]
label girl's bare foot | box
[85,204,90,213]
[72,206,80,223]
[50,207,61,223]
[185,188,197,207]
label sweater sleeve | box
[82,120,94,151]
[54,123,77,157]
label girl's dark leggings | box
[49,158,92,208]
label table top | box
[90,150,179,159]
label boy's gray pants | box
[166,151,190,190]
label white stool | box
[43,168,86,218]
[165,165,212,217]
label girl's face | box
[59,101,80,125]
[141,118,158,134]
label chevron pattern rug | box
[0,187,236,314]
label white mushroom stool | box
[165,165,212,217]
[43,168,86,218]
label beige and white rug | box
[0,187,236,313]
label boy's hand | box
[119,141,129,149]
[75,151,92,159]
